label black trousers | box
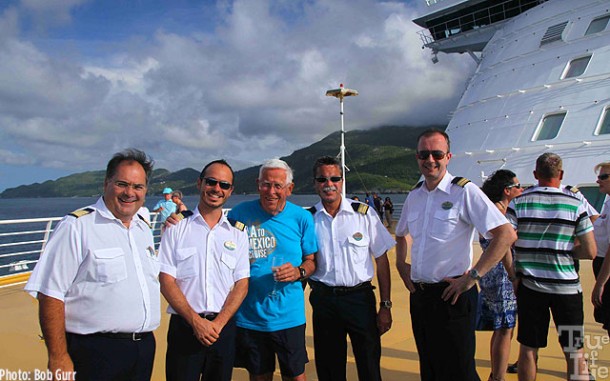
[66,332,155,381]
[410,284,480,381]
[165,314,237,381]
[593,256,610,332]
[309,283,381,381]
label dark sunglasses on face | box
[506,183,522,189]
[416,150,447,160]
[315,176,343,183]
[598,173,610,181]
[202,177,232,190]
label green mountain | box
[0,125,442,198]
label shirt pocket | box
[346,235,370,264]
[406,211,421,238]
[93,248,127,283]
[176,247,197,279]
[430,208,459,240]
[221,251,237,270]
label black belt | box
[413,281,449,291]
[309,280,374,295]
[87,331,152,341]
[199,312,218,321]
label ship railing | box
[0,204,404,287]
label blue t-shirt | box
[153,199,176,223]
[227,200,318,332]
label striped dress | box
[509,186,593,295]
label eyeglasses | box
[203,177,232,190]
[416,150,447,160]
[113,181,147,192]
[506,183,522,189]
[315,176,343,183]
[258,181,288,191]
[598,174,610,181]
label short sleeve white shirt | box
[395,172,509,283]
[158,207,250,314]
[594,199,610,259]
[24,197,160,334]
[310,198,395,287]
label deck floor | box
[1,242,609,380]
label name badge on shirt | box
[146,246,157,258]
[224,241,237,251]
[353,232,364,241]
[442,201,453,210]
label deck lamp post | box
[325,84,358,198]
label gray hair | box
[259,159,294,184]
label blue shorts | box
[235,324,308,377]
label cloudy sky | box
[0,0,475,192]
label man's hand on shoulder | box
[165,212,181,227]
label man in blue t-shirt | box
[228,159,317,381]
[153,187,176,225]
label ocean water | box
[0,194,406,277]
[0,193,407,220]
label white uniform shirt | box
[594,199,610,259]
[562,184,598,218]
[311,198,395,287]
[25,197,160,334]
[395,172,508,283]
[158,207,250,315]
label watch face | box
[299,267,306,278]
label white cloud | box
[0,0,475,191]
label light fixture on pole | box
[325,83,358,198]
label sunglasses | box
[202,177,232,190]
[598,174,610,181]
[416,150,447,160]
[506,183,522,189]
[315,176,343,183]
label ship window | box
[585,15,610,35]
[540,21,568,45]
[562,55,591,79]
[533,112,566,141]
[595,106,610,135]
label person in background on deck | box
[228,159,318,381]
[153,187,176,225]
[395,129,516,381]
[159,159,249,381]
[25,148,159,381]
[592,161,610,336]
[308,156,395,381]
[171,190,188,213]
[477,169,522,381]
[508,152,596,381]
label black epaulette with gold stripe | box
[413,181,423,189]
[565,185,580,194]
[228,218,246,231]
[307,206,317,215]
[69,207,94,218]
[175,210,194,222]
[351,202,369,215]
[451,177,471,187]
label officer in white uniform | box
[308,156,395,381]
[25,149,159,381]
[159,159,250,381]
[395,130,516,381]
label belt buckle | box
[417,283,425,291]
[132,332,141,341]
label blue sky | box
[0,0,474,192]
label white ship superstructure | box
[414,0,610,209]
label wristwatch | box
[468,268,482,281]
[298,266,307,280]
[380,300,392,309]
